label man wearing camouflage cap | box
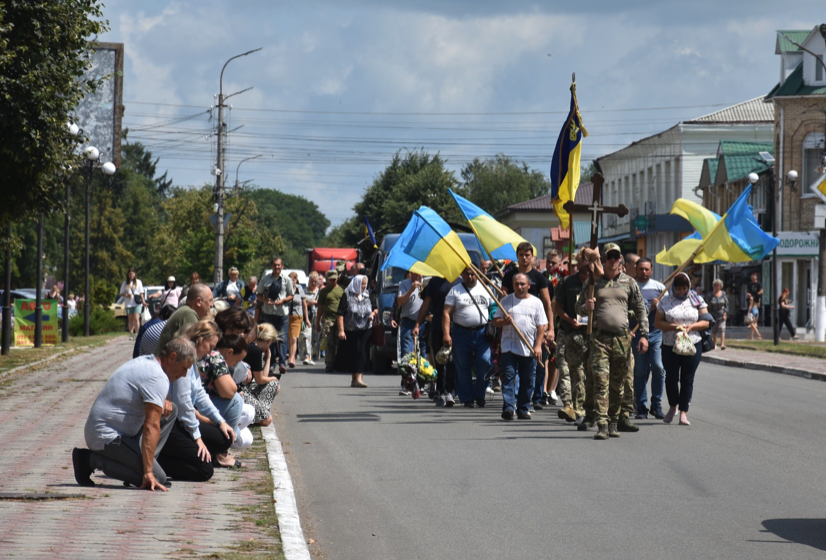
[575,243,648,440]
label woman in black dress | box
[335,274,377,388]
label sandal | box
[720,345,726,350]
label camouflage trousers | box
[316,318,337,369]
[588,329,635,426]
[561,331,588,418]
[555,335,571,403]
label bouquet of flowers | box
[398,352,437,399]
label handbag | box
[371,319,386,347]
[134,290,144,306]
[674,329,696,356]
[698,312,715,353]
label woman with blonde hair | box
[239,322,281,425]
[159,319,239,478]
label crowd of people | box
[70,246,725,489]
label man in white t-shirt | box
[443,267,492,407]
[73,338,195,491]
[633,257,667,419]
[493,273,547,420]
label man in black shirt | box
[414,277,458,406]
[502,242,555,409]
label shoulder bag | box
[464,283,498,342]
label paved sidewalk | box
[702,346,826,381]
[0,338,280,559]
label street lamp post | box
[214,47,261,285]
[752,169,798,346]
[81,146,116,336]
[63,122,81,343]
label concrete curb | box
[262,423,311,560]
[702,354,826,382]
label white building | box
[595,98,774,279]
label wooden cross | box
[562,172,629,249]
[562,172,629,333]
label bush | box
[68,307,122,336]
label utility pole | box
[214,48,262,285]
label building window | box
[817,54,824,82]
[802,132,826,188]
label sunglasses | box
[606,253,622,261]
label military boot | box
[594,423,609,440]
[577,415,595,431]
[558,403,577,422]
[608,422,620,438]
[617,416,640,432]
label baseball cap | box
[603,243,622,256]
[326,270,338,279]
[167,276,176,283]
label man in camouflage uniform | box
[552,256,590,423]
[575,243,648,440]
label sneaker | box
[72,448,95,487]
[549,391,559,405]
[464,401,476,408]
[501,409,514,420]
[635,412,648,420]
[485,386,495,396]
[650,406,665,420]
[594,424,609,440]
[532,401,544,410]
[475,399,486,408]
[445,393,455,407]
[608,422,620,438]
[436,394,447,407]
[492,378,502,393]
[399,389,411,396]
[517,410,532,420]
[303,359,315,366]
[617,417,640,432]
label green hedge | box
[68,307,122,336]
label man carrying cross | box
[576,243,648,440]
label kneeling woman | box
[335,274,377,388]
[240,323,281,426]
[655,273,709,426]
[158,320,237,481]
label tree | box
[460,154,552,215]
[332,149,463,249]
[246,188,330,268]
[0,2,107,229]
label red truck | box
[306,248,361,275]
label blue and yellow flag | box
[449,189,532,261]
[380,206,471,281]
[363,215,378,249]
[656,185,778,265]
[550,81,588,230]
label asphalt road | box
[274,361,826,560]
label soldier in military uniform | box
[552,255,590,423]
[575,243,648,440]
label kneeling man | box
[72,338,195,490]
[493,273,547,420]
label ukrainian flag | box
[656,185,778,266]
[449,189,532,261]
[550,81,588,230]
[669,199,721,237]
[380,206,471,281]
[363,215,378,249]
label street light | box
[61,122,82,343]
[214,47,262,285]
[752,168,798,346]
[81,145,116,336]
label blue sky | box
[99,1,825,226]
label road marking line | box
[262,423,311,560]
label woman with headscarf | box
[335,274,377,388]
[655,272,710,426]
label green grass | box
[0,333,126,375]
[725,339,826,359]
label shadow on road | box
[760,518,826,551]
